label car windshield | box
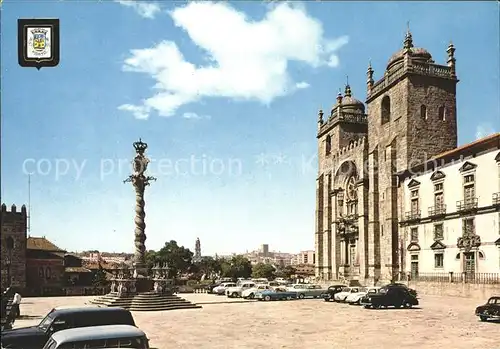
[38,314,54,331]
[341,287,350,292]
[379,287,388,294]
[368,288,379,294]
[488,297,500,304]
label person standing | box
[11,291,21,318]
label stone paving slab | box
[11,294,499,349]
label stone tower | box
[315,84,368,279]
[365,29,459,283]
[194,238,202,263]
[0,204,28,290]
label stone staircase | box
[89,292,202,312]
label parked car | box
[386,283,417,297]
[226,282,256,298]
[360,285,418,309]
[346,287,381,305]
[42,324,149,349]
[321,284,346,302]
[212,282,237,295]
[475,296,500,322]
[242,285,271,299]
[1,307,135,349]
[334,287,361,302]
[289,284,328,299]
[255,288,297,301]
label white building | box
[292,250,316,265]
[399,133,500,277]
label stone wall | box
[408,280,500,301]
[0,204,27,290]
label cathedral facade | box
[315,30,500,285]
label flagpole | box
[28,174,31,233]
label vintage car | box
[386,283,418,297]
[287,284,328,299]
[346,287,381,305]
[360,285,418,309]
[212,282,237,295]
[242,285,271,299]
[320,285,346,302]
[225,281,256,298]
[475,296,500,322]
[334,287,361,302]
[255,288,297,301]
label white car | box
[225,282,256,298]
[213,282,237,295]
[241,284,271,299]
[345,287,381,305]
[334,287,361,302]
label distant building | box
[0,204,27,290]
[292,250,315,265]
[260,244,269,257]
[193,238,202,263]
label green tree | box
[92,262,108,287]
[220,255,252,279]
[251,263,276,279]
[156,240,194,277]
[275,265,296,279]
[194,256,221,279]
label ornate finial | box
[447,41,456,77]
[447,41,455,56]
[133,138,148,155]
[344,77,352,97]
[367,60,374,92]
[336,88,343,104]
[403,21,414,50]
[318,109,324,124]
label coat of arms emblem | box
[18,18,60,69]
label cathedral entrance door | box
[410,254,419,279]
[463,252,475,282]
[349,244,356,266]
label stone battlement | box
[1,204,27,215]
[331,136,367,160]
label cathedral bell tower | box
[365,27,459,283]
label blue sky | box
[1,1,499,256]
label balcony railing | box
[456,198,478,212]
[428,205,446,217]
[493,192,500,206]
[404,210,421,221]
[397,272,500,284]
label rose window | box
[346,176,357,201]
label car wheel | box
[298,293,305,299]
[286,296,292,300]
[403,301,412,309]
[264,295,271,301]
[324,297,330,302]
[231,292,238,298]
[249,293,255,299]
[479,316,488,322]
[364,305,371,309]
[373,304,381,309]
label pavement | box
[12,294,499,349]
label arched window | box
[45,267,52,279]
[381,96,391,124]
[325,135,332,155]
[39,267,45,278]
[5,236,14,250]
[420,105,427,120]
[438,106,445,121]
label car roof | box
[50,307,130,316]
[50,325,145,343]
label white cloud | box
[182,112,211,120]
[295,81,310,89]
[114,0,161,19]
[475,123,497,140]
[119,2,348,119]
[117,104,150,120]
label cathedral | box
[315,29,500,285]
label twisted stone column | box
[124,139,156,278]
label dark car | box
[360,285,418,309]
[1,307,135,349]
[385,283,418,297]
[475,296,500,322]
[321,284,345,302]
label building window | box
[45,267,52,279]
[438,106,446,121]
[463,174,475,204]
[411,189,419,213]
[463,218,474,235]
[5,236,14,250]
[420,105,427,120]
[434,183,444,208]
[410,227,419,242]
[325,135,332,155]
[434,253,444,268]
[434,223,444,240]
[381,96,391,124]
[39,267,44,278]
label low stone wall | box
[409,281,500,300]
